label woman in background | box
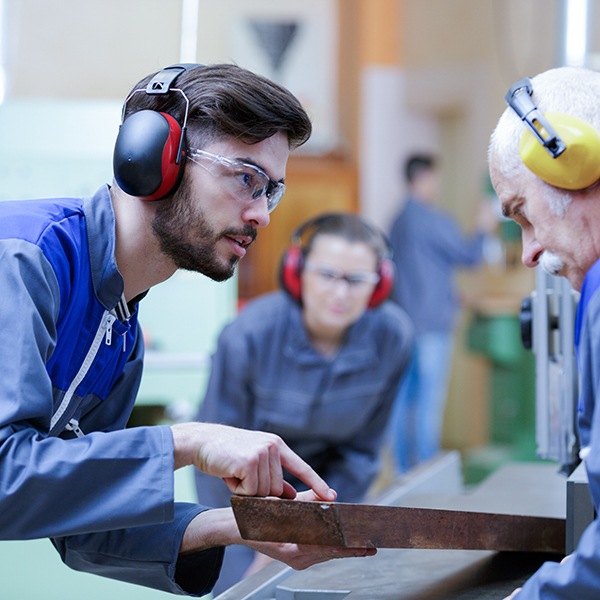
[194,212,413,594]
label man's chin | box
[203,257,240,282]
[540,263,563,277]
[207,269,236,282]
[175,255,238,281]
[539,253,564,277]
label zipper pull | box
[122,333,127,353]
[105,313,117,346]
[65,418,85,438]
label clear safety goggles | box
[304,262,380,291]
[188,148,286,213]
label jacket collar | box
[83,185,125,310]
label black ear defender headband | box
[505,76,600,190]
[279,213,395,309]
[113,63,203,201]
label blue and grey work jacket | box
[0,185,221,596]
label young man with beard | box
[0,63,375,597]
[489,66,600,599]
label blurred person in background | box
[195,212,413,593]
[387,154,497,473]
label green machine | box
[465,309,537,483]
[464,260,580,484]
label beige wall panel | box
[195,0,339,154]
[403,0,557,73]
[6,0,182,99]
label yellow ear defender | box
[505,77,600,191]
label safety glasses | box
[187,148,286,213]
[304,262,380,292]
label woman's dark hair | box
[300,213,391,265]
[122,63,312,150]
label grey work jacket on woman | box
[195,291,413,506]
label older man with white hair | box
[489,65,600,599]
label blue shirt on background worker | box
[387,154,496,474]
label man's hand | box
[241,490,353,577]
[171,422,336,500]
[180,504,377,570]
[240,491,375,570]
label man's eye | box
[512,208,530,225]
[234,169,256,188]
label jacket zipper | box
[65,418,85,438]
[50,310,117,433]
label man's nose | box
[242,196,270,228]
[521,232,543,268]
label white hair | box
[539,250,564,275]
[489,66,600,217]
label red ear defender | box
[279,213,395,308]
[368,257,395,308]
[146,112,184,201]
[113,64,203,201]
[113,111,185,200]
[279,245,303,301]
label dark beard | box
[152,179,241,281]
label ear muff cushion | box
[279,246,303,301]
[368,257,395,308]
[113,110,184,200]
[520,112,600,190]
